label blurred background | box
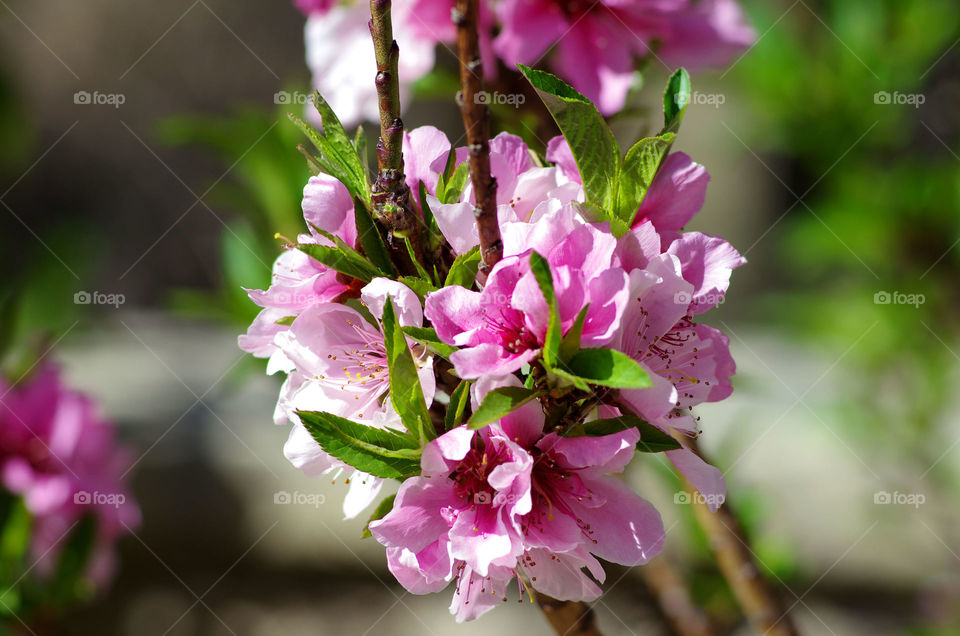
[1,0,959,633]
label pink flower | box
[303,1,440,126]
[293,0,337,16]
[274,278,436,518]
[239,173,358,368]
[370,402,663,621]
[0,365,139,585]
[493,0,754,114]
[425,204,628,379]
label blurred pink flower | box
[0,365,139,585]
[493,0,755,114]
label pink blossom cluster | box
[241,125,743,619]
[0,364,140,584]
[296,0,754,123]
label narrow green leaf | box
[561,348,652,389]
[353,125,370,182]
[559,305,590,362]
[296,243,379,282]
[445,380,472,429]
[468,386,540,429]
[662,68,691,136]
[440,161,470,204]
[274,316,296,326]
[299,410,422,479]
[382,299,437,444]
[361,494,396,538]
[615,133,675,226]
[529,251,561,367]
[564,415,682,451]
[311,92,370,202]
[636,426,684,453]
[517,64,620,215]
[402,325,458,359]
[354,197,396,276]
[288,112,359,196]
[50,514,96,603]
[445,246,482,288]
[398,276,438,303]
[404,236,436,283]
[418,180,441,238]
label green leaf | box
[440,161,470,204]
[468,386,540,429]
[529,251,561,367]
[296,243,380,282]
[0,495,30,582]
[353,124,370,181]
[445,380,472,429]
[299,411,422,479]
[566,415,682,452]
[404,236,436,283]
[560,348,652,389]
[274,315,296,326]
[445,246,482,288]
[635,426,684,453]
[418,180,441,239]
[50,514,96,603]
[402,325,458,359]
[382,299,436,444]
[354,197,396,277]
[398,276,438,303]
[518,65,620,214]
[559,305,590,362]
[310,92,370,203]
[615,133,675,226]
[361,494,396,538]
[662,68,691,136]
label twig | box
[640,555,716,636]
[367,0,422,273]
[534,592,603,636]
[453,0,501,282]
[680,438,799,636]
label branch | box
[640,555,716,636]
[453,0,501,282]
[534,592,603,636]
[680,438,799,636]
[368,0,422,273]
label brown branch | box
[640,555,716,636]
[453,0,501,283]
[534,592,603,636]
[680,438,799,636]
[367,0,422,274]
